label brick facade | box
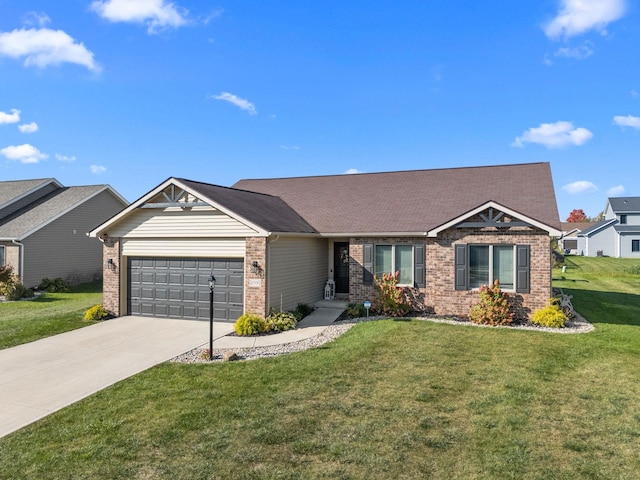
[244,237,268,317]
[102,237,121,316]
[349,228,552,320]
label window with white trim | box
[375,244,413,285]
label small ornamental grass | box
[234,313,267,336]
[531,299,567,328]
[469,279,513,326]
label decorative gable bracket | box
[139,184,209,209]
[455,207,531,229]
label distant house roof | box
[0,183,127,241]
[609,197,640,213]
[233,162,561,235]
[561,222,597,236]
[577,219,617,237]
[0,178,61,211]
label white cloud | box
[90,165,107,174]
[554,44,594,60]
[544,0,626,39]
[608,185,625,196]
[0,108,20,124]
[279,145,300,151]
[210,92,257,115]
[91,0,188,34]
[18,122,39,133]
[632,89,639,98]
[0,28,100,72]
[343,168,362,174]
[562,181,598,194]
[55,153,76,162]
[512,121,593,149]
[613,115,640,129]
[24,11,51,27]
[0,144,48,164]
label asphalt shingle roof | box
[0,178,54,209]
[0,185,107,240]
[176,179,317,234]
[231,162,561,234]
[609,197,640,213]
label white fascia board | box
[427,200,562,238]
[90,178,268,238]
[319,232,428,238]
[579,219,617,238]
[19,186,121,241]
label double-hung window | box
[632,239,640,252]
[375,245,413,285]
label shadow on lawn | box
[561,288,640,327]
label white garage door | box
[127,257,244,322]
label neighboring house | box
[0,178,128,288]
[560,222,596,254]
[91,162,561,322]
[577,197,640,258]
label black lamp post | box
[208,274,216,360]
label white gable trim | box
[90,178,269,238]
[427,200,562,237]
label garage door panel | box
[128,257,244,322]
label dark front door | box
[333,242,350,294]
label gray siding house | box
[0,178,128,288]
[91,162,562,322]
[577,197,640,258]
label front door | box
[333,242,350,295]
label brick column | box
[102,237,121,316]
[245,237,268,317]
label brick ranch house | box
[90,162,562,322]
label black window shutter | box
[363,244,374,285]
[516,244,530,293]
[454,244,467,291]
[414,244,425,288]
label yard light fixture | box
[208,274,216,361]
[364,300,371,318]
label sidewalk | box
[209,301,346,349]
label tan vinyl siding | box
[21,190,125,287]
[122,238,245,257]
[107,208,259,238]
[267,236,328,312]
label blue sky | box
[0,1,638,220]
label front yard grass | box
[0,258,639,478]
[0,281,103,350]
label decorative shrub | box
[372,272,411,317]
[292,303,314,321]
[84,304,109,321]
[265,311,298,332]
[469,280,513,326]
[0,266,33,300]
[234,313,267,336]
[39,277,70,292]
[346,302,368,318]
[626,264,640,275]
[531,299,567,328]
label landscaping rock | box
[223,351,239,362]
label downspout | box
[267,235,279,314]
[11,239,24,284]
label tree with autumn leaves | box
[566,208,587,222]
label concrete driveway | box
[0,316,233,438]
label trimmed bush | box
[266,311,298,332]
[469,280,513,326]
[346,303,368,318]
[531,300,567,328]
[292,303,314,321]
[234,313,267,336]
[39,277,70,293]
[84,304,109,321]
[0,266,33,301]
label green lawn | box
[1,258,639,479]
[0,281,103,350]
